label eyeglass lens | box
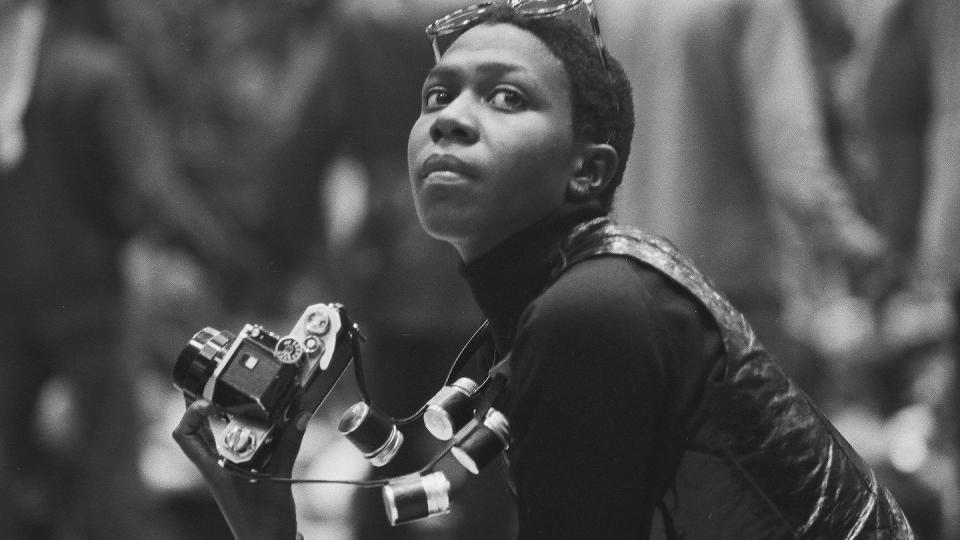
[428,0,603,65]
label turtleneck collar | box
[460,203,606,353]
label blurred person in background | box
[0,0,261,537]
[104,0,347,536]
[604,0,958,536]
[601,0,958,536]
[601,0,875,410]
[932,0,960,529]
[793,0,960,536]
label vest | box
[554,217,914,539]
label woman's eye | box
[488,88,527,111]
[424,88,453,109]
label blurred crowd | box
[0,0,956,538]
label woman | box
[175,3,913,538]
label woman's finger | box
[172,399,220,465]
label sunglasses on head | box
[424,0,609,74]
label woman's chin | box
[417,208,473,241]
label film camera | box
[173,303,359,470]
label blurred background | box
[0,0,956,538]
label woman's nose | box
[430,96,479,144]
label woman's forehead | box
[439,23,564,76]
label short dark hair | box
[479,6,635,210]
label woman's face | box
[407,22,579,262]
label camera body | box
[174,303,358,470]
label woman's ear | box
[567,143,619,200]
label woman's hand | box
[173,399,309,540]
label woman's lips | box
[420,154,476,184]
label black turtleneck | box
[460,206,724,539]
[461,204,606,354]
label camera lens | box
[382,472,450,526]
[173,327,235,399]
[338,401,404,467]
[424,377,478,441]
